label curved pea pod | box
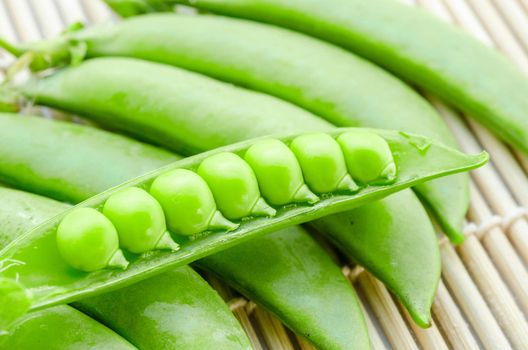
[197,152,275,219]
[103,187,178,253]
[290,132,357,193]
[245,139,318,205]
[199,225,369,349]
[311,190,440,327]
[0,127,487,325]
[27,10,468,241]
[0,186,252,350]
[0,305,136,350]
[150,169,238,236]
[149,0,528,153]
[0,116,368,349]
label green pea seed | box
[150,168,238,236]
[197,152,276,220]
[244,139,319,206]
[56,208,129,272]
[290,132,358,194]
[103,187,179,254]
[337,131,397,184]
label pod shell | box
[56,208,122,272]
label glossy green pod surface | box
[9,58,456,326]
[0,125,485,326]
[10,12,468,241]
[1,305,136,350]
[138,0,528,158]
[0,187,251,350]
[0,114,369,349]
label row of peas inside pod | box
[57,130,396,272]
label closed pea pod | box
[244,139,318,206]
[102,187,178,254]
[337,131,396,185]
[290,132,358,194]
[150,168,238,236]
[56,208,128,272]
[197,152,275,220]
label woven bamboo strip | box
[400,305,449,350]
[54,0,88,24]
[252,306,296,350]
[491,0,528,50]
[432,281,480,350]
[357,272,419,350]
[81,0,115,23]
[28,0,64,37]
[467,183,528,313]
[296,336,316,350]
[439,242,511,349]
[344,266,389,350]
[426,94,528,348]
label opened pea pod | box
[0,128,486,325]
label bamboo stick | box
[468,183,528,314]
[345,266,389,350]
[252,306,296,350]
[440,243,511,349]
[490,0,528,51]
[54,0,88,24]
[81,0,115,23]
[357,272,419,350]
[401,305,449,350]
[432,281,480,350]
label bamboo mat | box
[1,1,528,349]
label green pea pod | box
[312,190,441,325]
[3,12,468,242]
[0,187,252,350]
[0,114,369,349]
[0,123,486,326]
[1,305,136,350]
[4,58,458,326]
[122,0,528,159]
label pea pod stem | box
[0,128,487,323]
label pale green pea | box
[56,208,128,272]
[149,168,238,236]
[337,131,397,184]
[244,139,319,206]
[290,132,358,194]
[197,152,276,220]
[102,187,179,254]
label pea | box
[103,187,178,254]
[337,131,396,185]
[244,139,318,206]
[290,133,358,194]
[56,208,129,272]
[0,278,32,333]
[197,152,276,219]
[149,168,238,236]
